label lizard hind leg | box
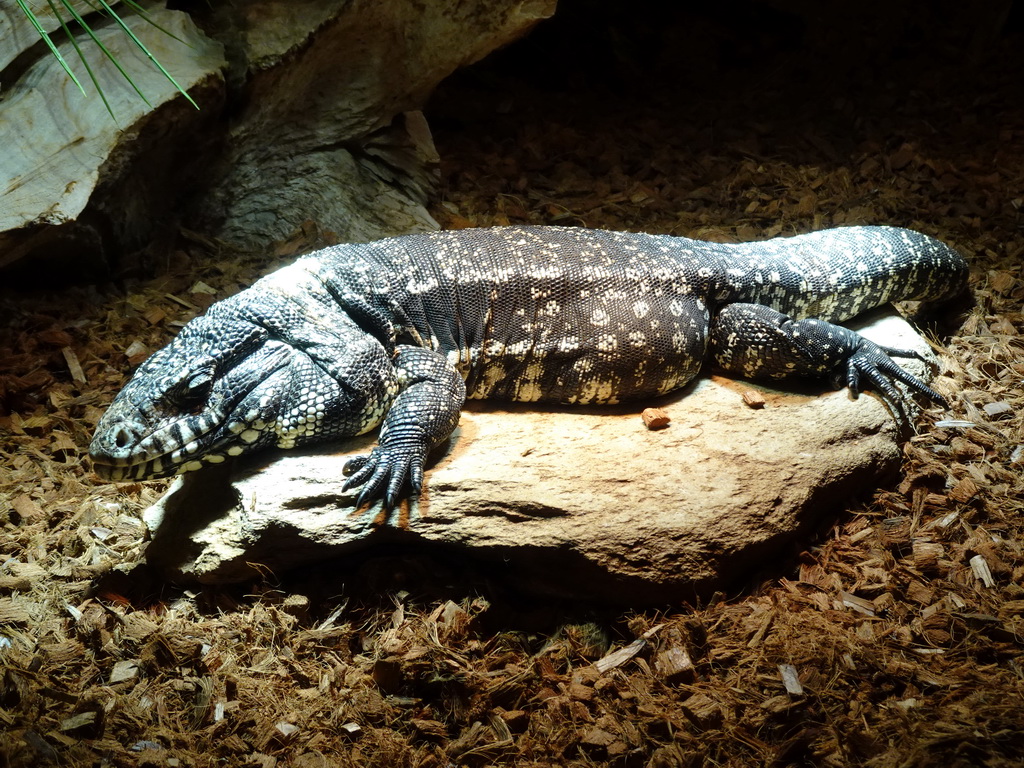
[709,302,948,417]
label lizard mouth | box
[90,447,232,481]
[92,454,196,481]
[89,410,238,482]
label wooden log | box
[0,1,556,271]
[199,0,557,248]
[0,1,67,70]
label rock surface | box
[198,0,557,247]
[143,308,945,602]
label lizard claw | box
[844,339,948,413]
[342,439,427,511]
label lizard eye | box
[186,370,213,394]
[177,369,215,411]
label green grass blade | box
[18,0,200,114]
[77,0,106,16]
[15,0,85,94]
[46,0,117,119]
[94,0,198,110]
[59,0,153,108]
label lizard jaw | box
[89,408,236,481]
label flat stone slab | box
[142,308,941,601]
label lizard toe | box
[342,441,426,510]
[846,340,948,412]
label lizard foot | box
[342,439,426,511]
[841,338,949,417]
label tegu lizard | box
[90,225,968,508]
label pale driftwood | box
[0,6,225,269]
[1,0,78,70]
[0,0,556,270]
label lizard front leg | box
[343,345,466,510]
[710,303,948,419]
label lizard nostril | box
[114,427,133,449]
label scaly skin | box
[90,225,968,509]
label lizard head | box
[89,309,303,481]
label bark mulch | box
[1,5,1022,766]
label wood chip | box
[594,623,665,673]
[110,660,140,683]
[849,527,874,544]
[641,407,670,429]
[0,598,32,625]
[190,281,218,295]
[987,270,1017,294]
[60,711,97,732]
[840,592,876,617]
[654,638,695,684]
[496,709,530,733]
[912,539,946,575]
[997,600,1024,620]
[934,419,976,429]
[142,308,167,325]
[680,693,723,728]
[371,659,402,692]
[880,517,913,548]
[595,638,645,673]
[61,347,86,384]
[948,476,979,503]
[51,431,77,453]
[15,413,51,431]
[950,437,985,461]
[439,599,471,640]
[907,580,935,606]
[165,293,200,311]
[125,340,150,366]
[339,722,362,738]
[741,389,766,408]
[10,494,44,523]
[121,613,159,642]
[969,554,995,588]
[275,721,300,738]
[778,664,804,695]
[581,725,617,748]
[982,401,1012,418]
[412,718,448,739]
[0,574,31,591]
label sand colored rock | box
[143,308,942,601]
